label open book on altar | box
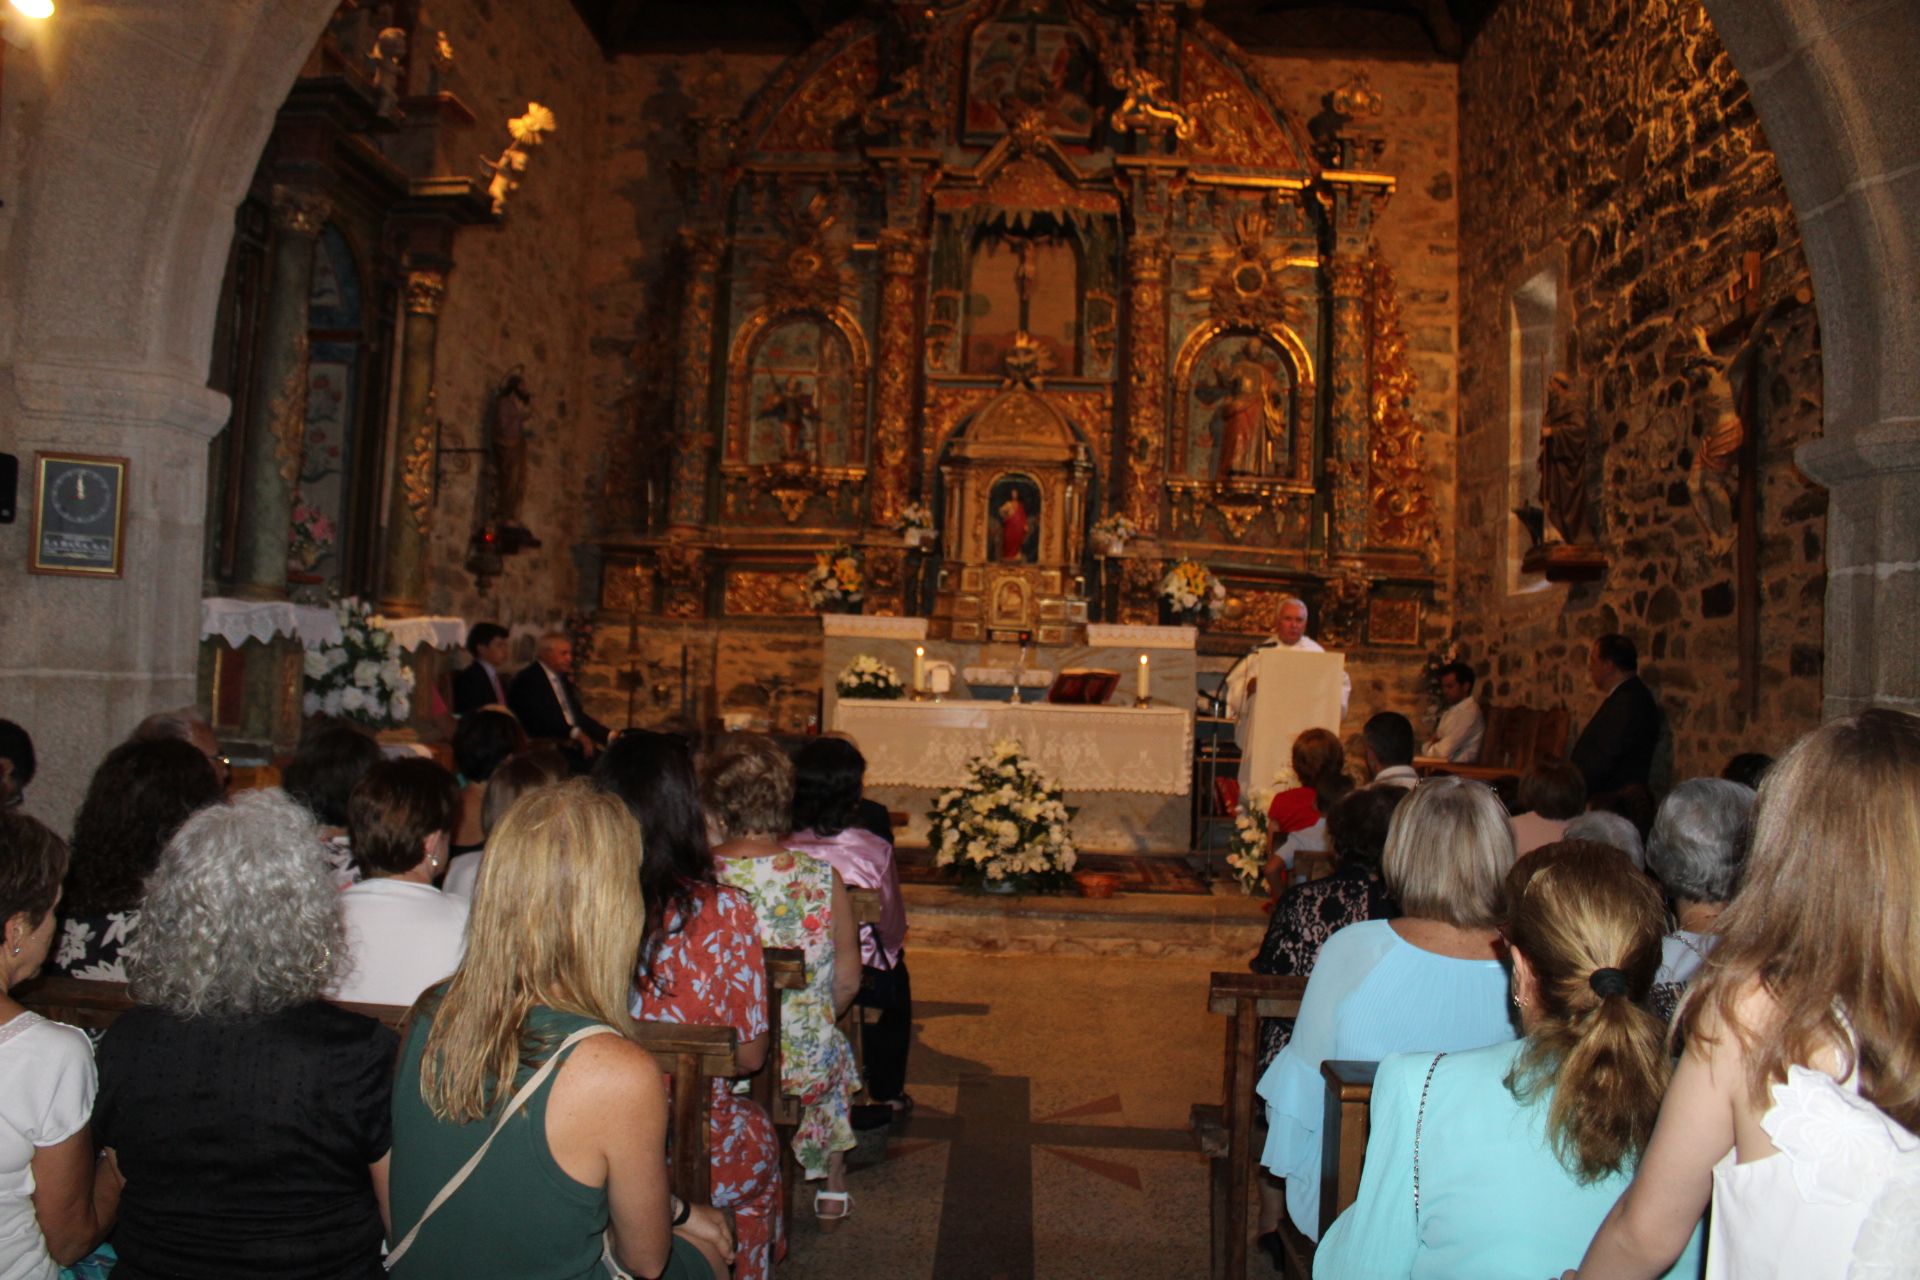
[1239,648,1345,795]
[1046,668,1120,705]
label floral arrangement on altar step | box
[1160,559,1226,622]
[1224,764,1301,894]
[1089,513,1139,556]
[302,597,415,728]
[806,544,865,612]
[928,739,1079,889]
[896,502,937,547]
[836,655,904,700]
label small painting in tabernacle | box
[988,474,1041,563]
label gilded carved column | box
[1122,236,1169,536]
[377,269,445,617]
[667,233,725,533]
[231,185,330,600]
[1327,256,1371,558]
[870,228,922,533]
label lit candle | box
[913,645,926,692]
[1137,653,1150,702]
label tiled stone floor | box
[776,948,1225,1279]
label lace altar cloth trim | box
[834,700,1192,795]
[820,615,929,639]
[200,597,342,648]
[1083,624,1197,650]
[379,616,466,652]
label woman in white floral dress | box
[701,734,863,1227]
[54,738,223,982]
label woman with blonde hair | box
[1256,775,1518,1247]
[388,781,731,1279]
[1316,841,1703,1277]
[703,734,861,1227]
[1573,708,1920,1279]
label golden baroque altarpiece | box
[601,0,1435,649]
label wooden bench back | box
[13,975,739,1201]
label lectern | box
[1236,648,1346,797]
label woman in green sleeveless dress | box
[388,780,733,1279]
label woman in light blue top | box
[1257,775,1518,1243]
[1317,840,1704,1279]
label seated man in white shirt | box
[330,758,469,1007]
[1422,661,1486,763]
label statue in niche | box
[368,26,408,119]
[989,474,1040,563]
[1538,371,1590,544]
[488,371,534,540]
[757,376,819,462]
[1195,339,1288,480]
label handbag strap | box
[1411,1051,1446,1225]
[386,1024,618,1270]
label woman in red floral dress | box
[595,732,782,1278]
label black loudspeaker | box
[0,453,16,524]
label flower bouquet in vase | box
[806,545,865,614]
[1159,559,1226,626]
[1088,513,1138,558]
[897,502,937,549]
[302,597,416,729]
[927,739,1078,892]
[836,655,904,701]
[287,500,336,581]
[1223,766,1300,894]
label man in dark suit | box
[506,631,610,767]
[451,622,511,715]
[1570,633,1662,796]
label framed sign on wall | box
[30,452,128,577]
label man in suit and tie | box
[1570,632,1662,797]
[452,623,512,715]
[507,631,610,768]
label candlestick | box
[1135,653,1151,707]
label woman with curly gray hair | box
[92,789,397,1278]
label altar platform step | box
[900,858,1268,962]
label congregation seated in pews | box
[0,707,917,1280]
[1204,707,1920,1279]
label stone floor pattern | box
[776,948,1223,1279]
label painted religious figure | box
[989,474,1040,563]
[490,371,534,532]
[757,376,818,461]
[964,1,1095,142]
[1538,370,1589,544]
[745,316,852,466]
[1193,338,1289,480]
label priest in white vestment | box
[1223,596,1351,791]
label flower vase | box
[1159,601,1204,628]
[980,877,1023,896]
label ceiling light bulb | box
[10,0,54,18]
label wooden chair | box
[756,945,808,1237]
[1189,972,1307,1280]
[14,976,741,1204]
[1417,703,1570,784]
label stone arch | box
[1,0,338,821]
[1701,0,1920,715]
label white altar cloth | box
[834,700,1191,796]
[200,597,342,648]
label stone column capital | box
[270,185,332,237]
[404,270,447,316]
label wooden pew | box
[1318,1060,1377,1236]
[756,945,808,1236]
[1416,703,1570,786]
[13,975,740,1204]
[1190,972,1307,1280]
[841,886,884,1101]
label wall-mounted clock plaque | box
[30,452,128,577]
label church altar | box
[825,619,1197,853]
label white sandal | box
[813,1189,852,1231]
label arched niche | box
[1170,322,1317,484]
[724,307,871,471]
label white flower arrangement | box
[301,597,416,727]
[836,654,905,700]
[896,502,935,533]
[806,545,865,611]
[1223,766,1301,894]
[928,739,1079,889]
[1160,559,1227,620]
[1091,513,1139,541]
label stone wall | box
[417,0,606,627]
[1456,0,1826,780]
